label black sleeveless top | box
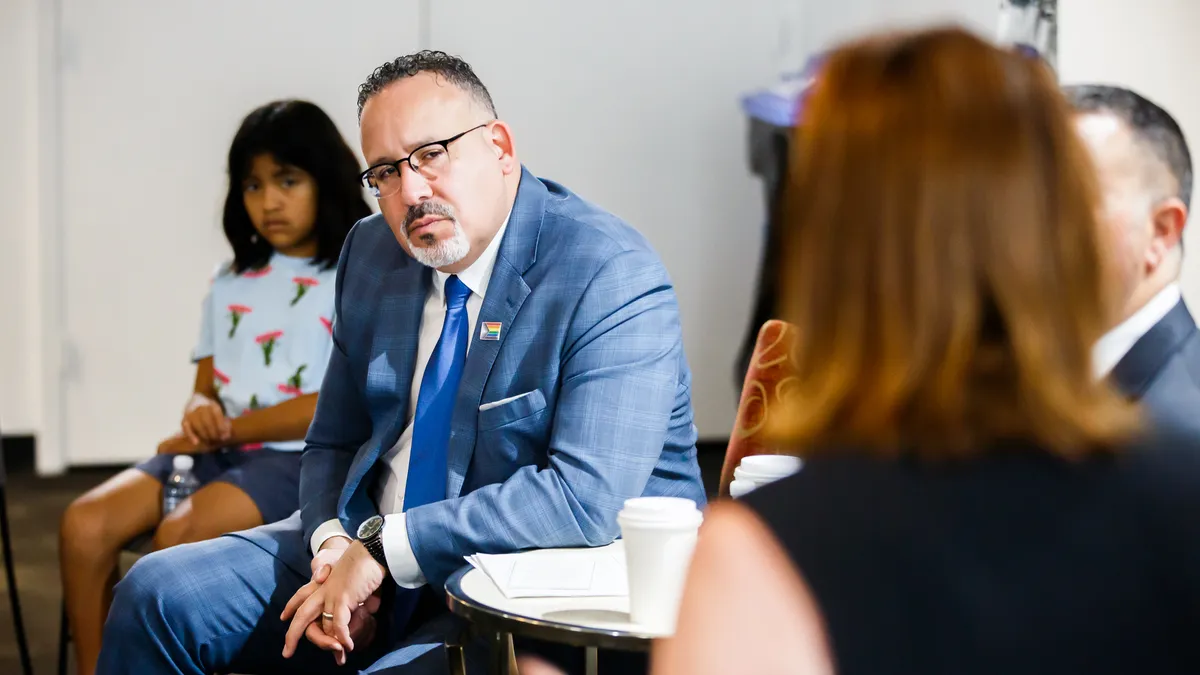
[743,435,1200,674]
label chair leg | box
[59,598,71,675]
[0,485,34,675]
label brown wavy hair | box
[772,26,1140,459]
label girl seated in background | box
[59,99,371,675]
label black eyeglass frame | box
[359,122,492,195]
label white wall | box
[0,0,41,436]
[1,0,1066,470]
[429,0,780,438]
[51,0,417,467]
[427,0,999,439]
[796,0,997,46]
[1058,0,1200,304]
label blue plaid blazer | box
[298,167,706,586]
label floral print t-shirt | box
[192,252,336,452]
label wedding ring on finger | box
[321,603,363,620]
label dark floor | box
[0,448,724,674]
[1,466,120,675]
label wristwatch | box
[356,515,388,568]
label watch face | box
[357,515,383,540]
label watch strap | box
[362,529,388,570]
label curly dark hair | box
[357,50,496,119]
[223,100,371,273]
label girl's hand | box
[156,433,213,455]
[181,393,232,446]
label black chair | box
[0,429,35,675]
[58,531,154,675]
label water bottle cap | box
[172,455,194,471]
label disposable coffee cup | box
[738,454,802,481]
[617,497,704,635]
[728,478,758,499]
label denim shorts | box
[136,447,301,524]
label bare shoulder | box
[692,501,817,611]
[651,500,834,675]
[697,500,783,562]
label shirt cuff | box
[310,518,352,557]
[382,513,427,589]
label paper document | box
[466,541,628,599]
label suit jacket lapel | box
[1111,300,1198,399]
[339,262,431,526]
[446,167,546,498]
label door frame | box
[35,0,66,475]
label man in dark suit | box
[1066,85,1200,429]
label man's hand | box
[343,599,381,661]
[281,541,387,664]
[276,536,354,661]
[182,393,231,446]
[156,433,213,456]
[279,585,382,666]
[312,536,352,582]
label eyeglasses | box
[360,123,491,199]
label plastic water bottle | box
[162,455,199,515]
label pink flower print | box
[320,316,333,335]
[242,265,272,279]
[277,364,307,397]
[227,304,253,338]
[255,330,283,366]
[213,367,230,394]
[290,277,319,306]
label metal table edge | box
[444,566,655,652]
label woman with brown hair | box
[653,26,1200,675]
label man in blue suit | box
[1066,85,1200,432]
[96,51,705,674]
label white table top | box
[448,566,665,645]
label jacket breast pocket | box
[477,389,547,431]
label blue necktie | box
[404,274,471,509]
[393,274,471,633]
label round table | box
[445,565,660,675]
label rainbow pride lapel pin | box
[480,322,502,341]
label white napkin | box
[465,541,629,599]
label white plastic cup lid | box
[172,455,194,471]
[738,455,802,478]
[618,497,701,528]
[621,496,696,516]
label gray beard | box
[406,220,471,269]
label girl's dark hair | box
[223,100,371,273]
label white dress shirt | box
[310,214,509,589]
[1093,283,1181,379]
